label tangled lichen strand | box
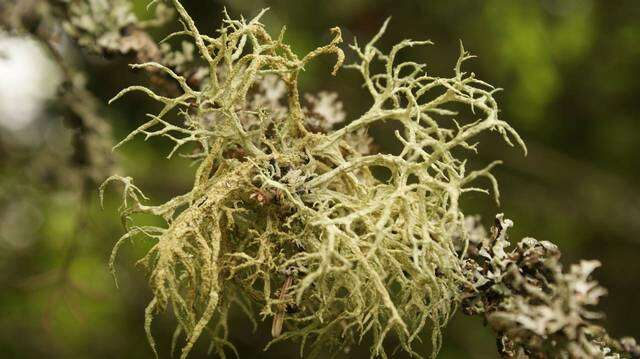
[104,3,527,358]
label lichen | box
[62,0,172,61]
[460,215,640,358]
[102,2,528,358]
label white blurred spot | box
[0,34,62,131]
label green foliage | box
[103,2,526,358]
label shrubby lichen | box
[101,2,529,358]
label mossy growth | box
[102,1,526,358]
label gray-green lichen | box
[62,0,172,61]
[460,215,640,358]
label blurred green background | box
[1,0,639,357]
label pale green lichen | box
[103,3,526,357]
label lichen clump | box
[103,2,526,358]
[62,0,172,61]
[460,215,640,358]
